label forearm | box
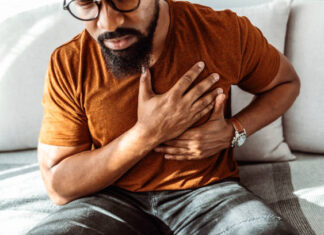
[233,79,300,137]
[47,124,158,205]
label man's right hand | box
[137,62,220,144]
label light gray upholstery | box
[1,150,323,234]
[284,1,324,153]
[0,4,83,151]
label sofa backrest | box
[0,0,283,152]
[0,0,323,154]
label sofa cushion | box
[0,4,83,151]
[1,150,323,234]
[284,1,324,154]
[239,151,324,234]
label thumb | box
[211,93,226,120]
[139,67,154,101]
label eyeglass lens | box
[68,0,139,21]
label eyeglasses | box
[63,0,141,21]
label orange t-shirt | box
[39,0,280,192]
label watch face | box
[237,134,246,146]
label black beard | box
[97,0,160,79]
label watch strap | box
[230,117,244,133]
[229,117,247,148]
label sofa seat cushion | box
[0,150,323,234]
[239,152,324,235]
[0,150,59,234]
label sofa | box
[0,0,323,234]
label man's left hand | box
[154,91,235,160]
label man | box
[28,0,300,234]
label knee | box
[235,216,298,235]
[260,217,299,235]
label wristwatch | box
[230,117,247,148]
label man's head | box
[64,0,161,79]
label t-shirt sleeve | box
[235,15,280,94]
[38,51,91,146]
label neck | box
[150,0,170,67]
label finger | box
[164,154,192,161]
[216,87,223,95]
[138,67,154,101]
[191,99,215,124]
[155,146,190,155]
[163,139,189,148]
[191,89,219,114]
[185,73,220,102]
[174,129,196,140]
[169,61,205,96]
[211,93,226,119]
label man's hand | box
[154,91,235,160]
[136,62,221,145]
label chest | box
[84,47,236,148]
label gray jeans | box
[27,180,298,235]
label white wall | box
[0,0,61,23]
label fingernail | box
[217,88,223,94]
[213,74,219,82]
[197,61,205,69]
[141,66,146,74]
[165,155,171,159]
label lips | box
[104,35,137,50]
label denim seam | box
[215,215,282,235]
[150,192,158,216]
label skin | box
[87,0,169,65]
[38,0,300,205]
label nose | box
[97,1,125,31]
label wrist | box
[225,119,235,148]
[133,122,160,149]
[228,117,247,148]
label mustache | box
[97,28,143,41]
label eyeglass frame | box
[63,0,141,21]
